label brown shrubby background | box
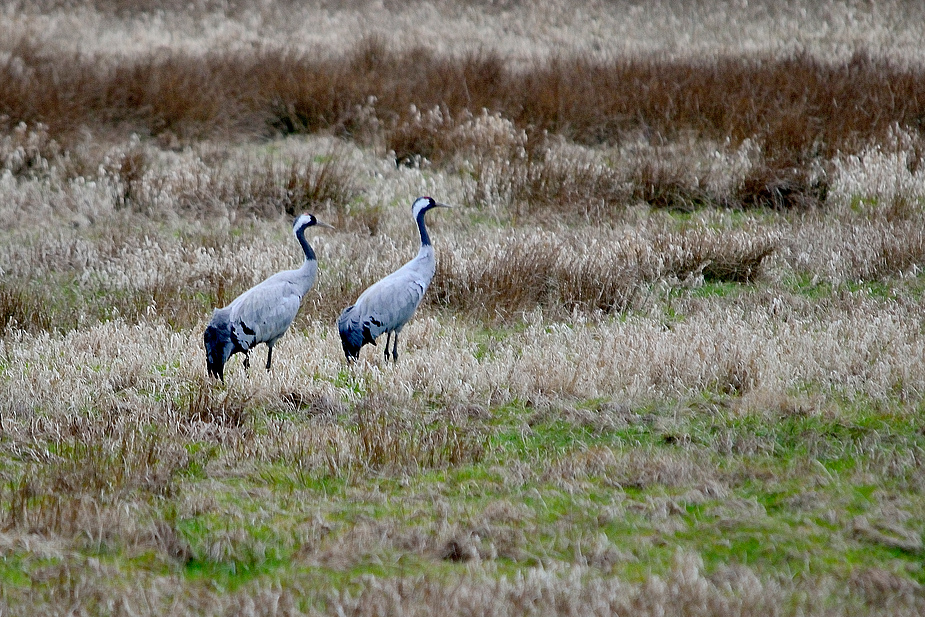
[1,1,925,615]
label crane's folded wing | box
[357,277,427,329]
[228,281,303,347]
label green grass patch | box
[691,279,745,298]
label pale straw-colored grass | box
[3,3,925,616]
[7,0,925,65]
[3,284,923,436]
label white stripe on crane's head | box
[293,213,316,233]
[411,196,433,218]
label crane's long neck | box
[416,208,431,248]
[296,226,317,264]
[292,225,319,293]
[413,210,436,278]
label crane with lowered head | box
[204,213,333,381]
[337,196,451,362]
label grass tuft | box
[353,401,490,472]
[0,282,52,334]
[735,161,828,210]
[631,159,713,212]
[180,378,251,428]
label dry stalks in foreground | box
[326,552,925,617]
[353,405,490,472]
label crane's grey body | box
[337,244,434,359]
[204,213,332,381]
[338,196,450,361]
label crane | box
[204,213,333,381]
[337,196,451,362]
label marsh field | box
[2,1,925,614]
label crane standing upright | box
[204,213,333,381]
[338,196,452,362]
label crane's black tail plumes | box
[337,305,376,361]
[204,309,234,381]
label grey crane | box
[337,196,451,362]
[204,213,333,381]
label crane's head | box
[293,213,335,235]
[204,310,235,382]
[411,196,452,219]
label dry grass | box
[3,1,925,616]
[4,30,925,165]
[430,223,782,319]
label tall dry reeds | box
[4,35,925,164]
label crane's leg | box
[384,332,391,362]
[390,332,399,362]
[243,352,251,372]
[266,344,274,371]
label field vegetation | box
[2,1,925,614]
